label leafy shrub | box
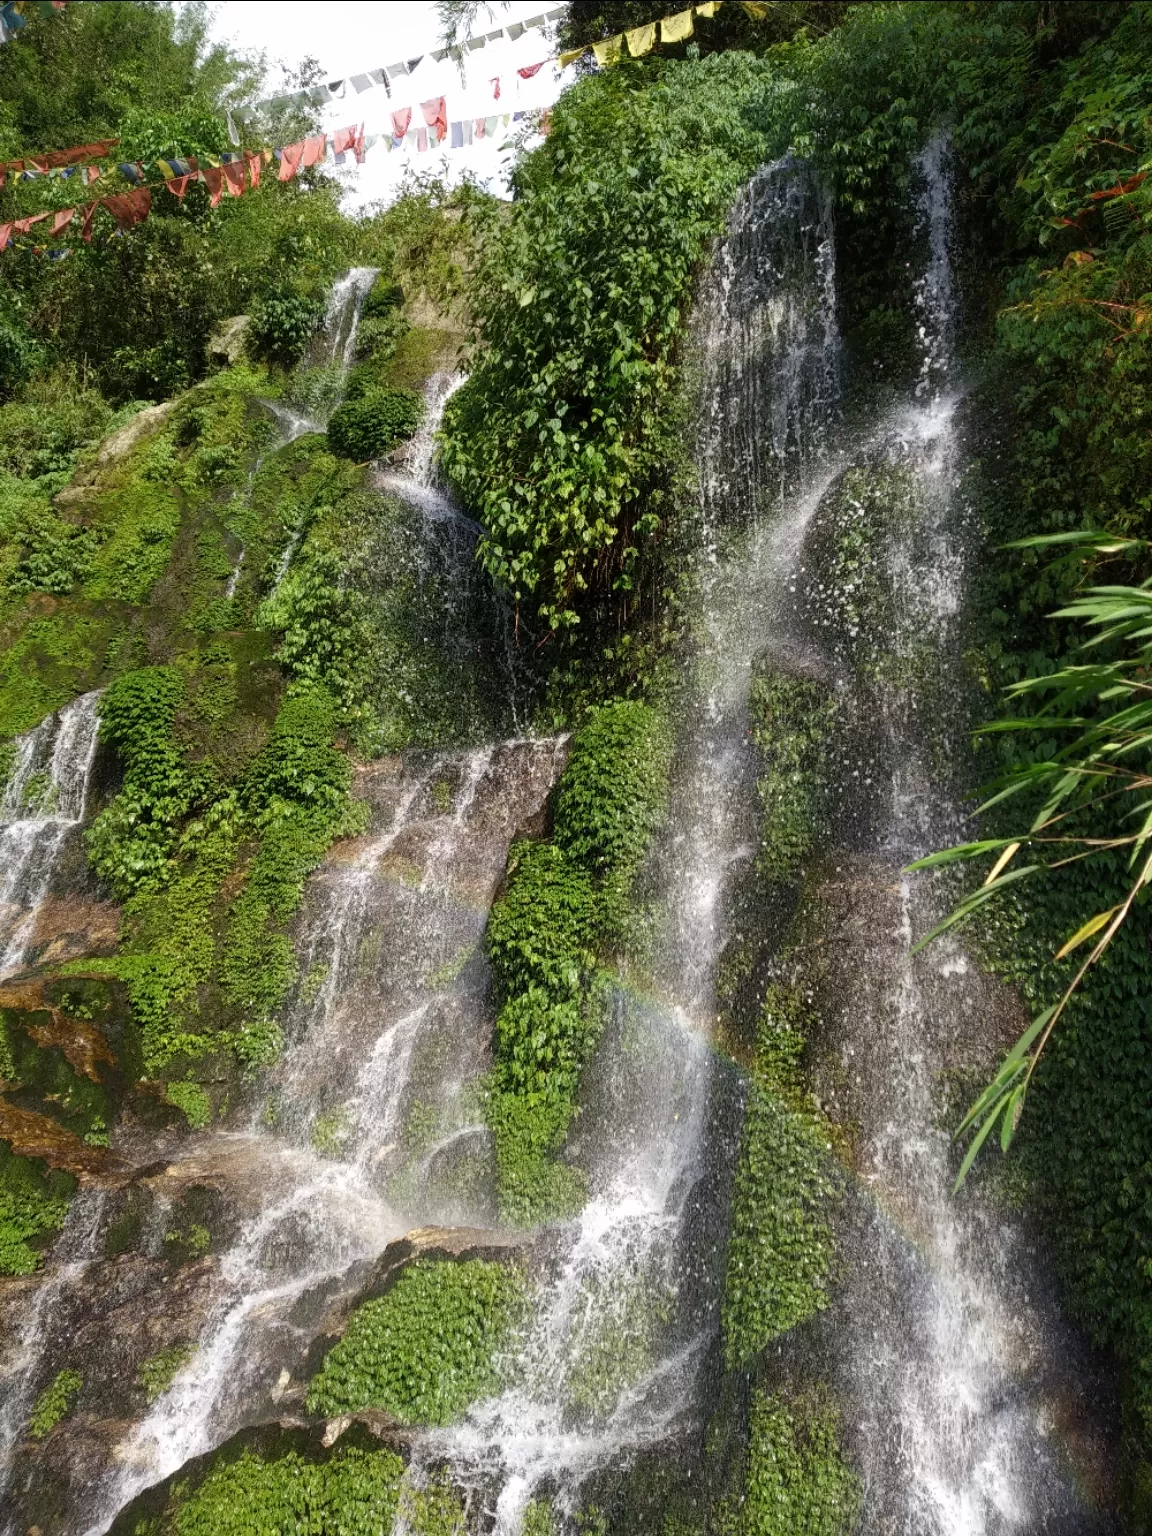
[0,1146,73,1276]
[714,1389,860,1536]
[722,986,840,1369]
[306,1258,530,1424]
[247,293,326,367]
[85,668,198,900]
[29,1369,83,1439]
[487,842,596,1002]
[326,387,423,462]
[167,1446,406,1536]
[138,1343,195,1403]
[553,701,671,896]
[439,53,773,633]
[166,1080,212,1130]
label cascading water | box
[78,738,565,1536]
[0,690,102,980]
[791,138,1113,1533]
[389,160,844,1536]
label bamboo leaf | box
[1054,907,1118,960]
[983,841,1021,886]
[954,1103,1006,1193]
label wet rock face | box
[0,738,568,1536]
[3,1252,221,1535]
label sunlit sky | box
[197,1,576,206]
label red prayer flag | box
[278,141,305,182]
[13,211,52,235]
[80,201,98,241]
[200,166,224,206]
[518,62,545,78]
[301,134,327,168]
[333,124,365,164]
[165,176,193,199]
[102,188,151,229]
[421,97,448,141]
[391,108,412,139]
[489,77,501,100]
[0,223,11,251]
[244,149,263,190]
[223,160,245,197]
[51,206,75,236]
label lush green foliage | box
[137,1344,195,1404]
[723,986,839,1369]
[247,294,325,368]
[306,1258,530,1424]
[327,388,423,462]
[0,1145,73,1275]
[484,702,669,1223]
[163,1446,406,1536]
[29,1369,83,1439]
[440,52,773,634]
[715,1389,859,1536]
[750,672,836,886]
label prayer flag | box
[661,9,694,42]
[559,47,585,67]
[102,189,150,230]
[626,22,656,55]
[416,127,429,153]
[80,201,97,241]
[421,97,448,142]
[13,211,52,234]
[223,160,245,196]
[696,1,720,14]
[490,76,501,99]
[166,175,193,199]
[201,166,225,206]
[334,124,365,164]
[244,149,263,189]
[386,61,407,77]
[593,34,624,65]
[0,224,11,251]
[278,141,305,182]
[518,62,546,78]
[300,134,327,168]
[391,107,412,139]
[51,206,75,235]
[350,73,372,92]
[484,115,500,139]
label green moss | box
[722,987,840,1371]
[306,1258,530,1425]
[750,670,837,887]
[166,1445,406,1536]
[327,388,423,462]
[29,1369,83,1439]
[0,1144,75,1275]
[165,1080,211,1130]
[310,1108,352,1158]
[138,1344,195,1404]
[397,1474,468,1536]
[715,1389,860,1536]
[483,703,671,1224]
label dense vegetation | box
[484,699,670,1223]
[307,1258,531,1424]
[3,0,1152,1530]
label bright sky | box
[198,1,576,207]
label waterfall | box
[80,738,566,1536]
[262,264,380,443]
[792,137,1104,1533]
[0,690,102,980]
[393,160,844,1536]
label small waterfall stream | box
[0,690,102,981]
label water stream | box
[0,690,102,981]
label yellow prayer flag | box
[592,33,624,66]
[625,21,657,56]
[742,1,770,17]
[696,1,721,15]
[660,9,695,44]
[558,46,586,67]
